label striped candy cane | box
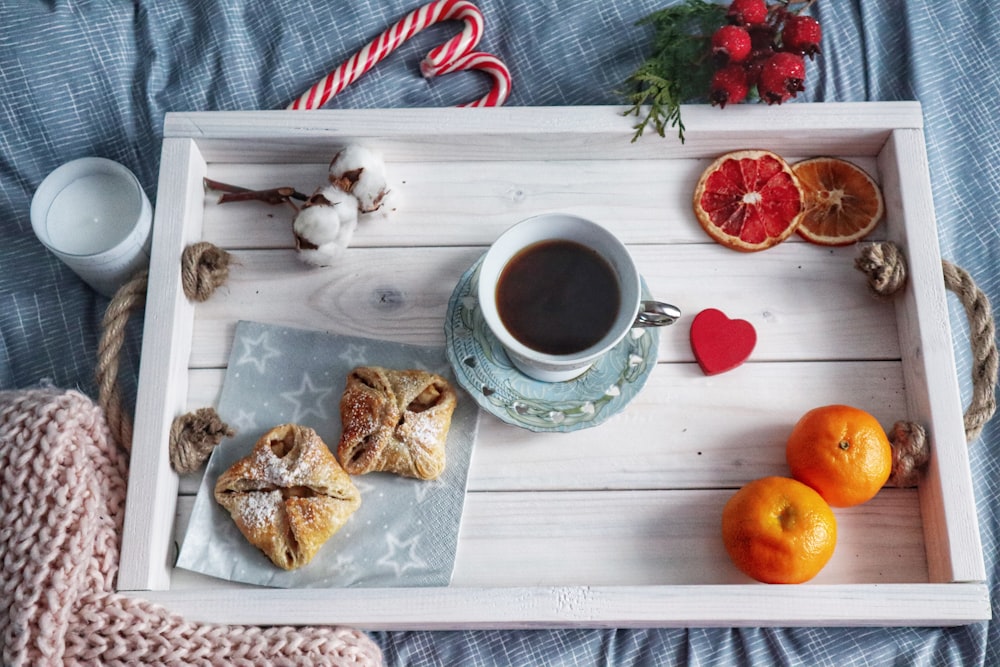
[436,51,511,107]
[288,0,509,110]
[417,0,483,77]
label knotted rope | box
[96,270,148,453]
[942,260,999,440]
[169,407,235,474]
[854,239,908,300]
[854,241,998,486]
[96,242,234,472]
[181,241,232,303]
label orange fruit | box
[785,404,892,507]
[693,149,804,252]
[721,476,837,584]
[792,157,885,246]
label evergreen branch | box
[621,0,728,143]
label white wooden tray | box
[119,102,990,628]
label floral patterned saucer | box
[444,255,660,432]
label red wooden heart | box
[689,308,757,375]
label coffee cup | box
[477,213,680,382]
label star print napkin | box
[176,320,479,588]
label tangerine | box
[785,404,892,507]
[721,476,837,584]
[692,149,804,252]
[792,157,885,246]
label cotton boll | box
[329,145,390,213]
[358,187,402,223]
[294,186,358,246]
[297,239,352,267]
[292,186,359,267]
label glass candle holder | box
[31,157,153,297]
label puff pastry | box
[337,366,457,480]
[214,423,361,570]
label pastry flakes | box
[215,423,360,570]
[337,366,457,480]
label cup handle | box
[634,301,681,327]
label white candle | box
[45,172,141,255]
[31,157,153,297]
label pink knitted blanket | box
[0,387,382,666]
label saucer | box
[444,255,660,432]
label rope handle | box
[96,243,233,472]
[97,240,998,480]
[855,241,998,486]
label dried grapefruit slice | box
[693,149,804,252]
[792,157,885,246]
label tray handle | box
[855,241,998,485]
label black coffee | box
[495,239,620,355]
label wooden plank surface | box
[878,130,985,584]
[179,359,906,495]
[119,138,206,591]
[199,157,883,249]
[138,581,991,629]
[185,243,899,368]
[171,487,927,589]
[118,104,989,628]
[166,102,921,163]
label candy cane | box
[436,51,512,107]
[417,0,483,77]
[288,0,509,110]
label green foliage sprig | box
[622,0,728,143]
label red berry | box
[710,65,749,108]
[743,59,763,87]
[782,14,823,59]
[727,0,768,26]
[757,52,806,104]
[712,25,753,65]
[747,23,777,52]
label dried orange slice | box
[792,157,885,246]
[693,149,804,252]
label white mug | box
[477,213,680,382]
[31,157,153,297]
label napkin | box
[176,320,479,588]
